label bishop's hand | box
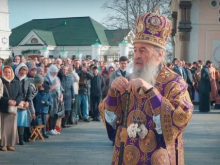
[111,76,129,94]
[127,78,153,96]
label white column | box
[92,43,102,61]
[119,41,130,57]
[0,0,11,59]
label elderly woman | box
[0,66,23,151]
[44,65,63,135]
[61,66,75,128]
[15,63,41,145]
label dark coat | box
[77,69,94,95]
[173,65,187,81]
[91,74,105,97]
[15,76,34,103]
[0,78,23,113]
[61,74,75,111]
[199,65,211,112]
[199,66,211,92]
[184,68,194,86]
[34,91,53,114]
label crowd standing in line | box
[0,54,121,151]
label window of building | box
[211,0,218,7]
[31,38,38,43]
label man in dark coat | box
[173,60,187,81]
[77,65,94,122]
[199,61,211,112]
[185,63,195,100]
[90,66,105,121]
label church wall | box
[198,0,220,64]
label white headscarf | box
[2,66,14,83]
[15,63,28,81]
[47,65,61,97]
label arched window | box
[31,38,38,43]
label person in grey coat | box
[15,63,37,145]
[109,56,130,87]
[61,66,75,128]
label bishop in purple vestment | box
[99,12,193,165]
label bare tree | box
[102,0,171,30]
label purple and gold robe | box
[99,67,193,165]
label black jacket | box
[0,78,23,113]
[77,69,94,95]
[199,65,211,93]
[173,65,187,81]
[91,74,105,96]
[184,68,194,86]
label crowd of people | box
[0,54,123,151]
[0,53,218,152]
[167,58,220,112]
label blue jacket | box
[34,91,53,114]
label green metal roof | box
[32,29,56,46]
[10,17,131,47]
[105,29,131,46]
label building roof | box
[32,29,56,46]
[10,17,131,47]
[105,29,131,46]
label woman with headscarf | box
[44,65,63,135]
[61,66,75,128]
[14,63,29,145]
[27,65,37,78]
[37,67,44,76]
[0,66,23,151]
[15,63,41,145]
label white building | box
[0,0,11,59]
[10,17,134,61]
[170,0,220,66]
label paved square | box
[0,106,219,165]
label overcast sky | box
[8,0,108,29]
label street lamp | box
[60,49,68,59]
[76,50,82,61]
[40,47,49,58]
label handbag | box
[54,101,65,119]
[31,115,43,126]
[4,84,17,115]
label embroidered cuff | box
[146,88,162,116]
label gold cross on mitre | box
[154,6,160,14]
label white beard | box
[131,58,159,86]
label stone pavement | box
[0,106,219,165]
